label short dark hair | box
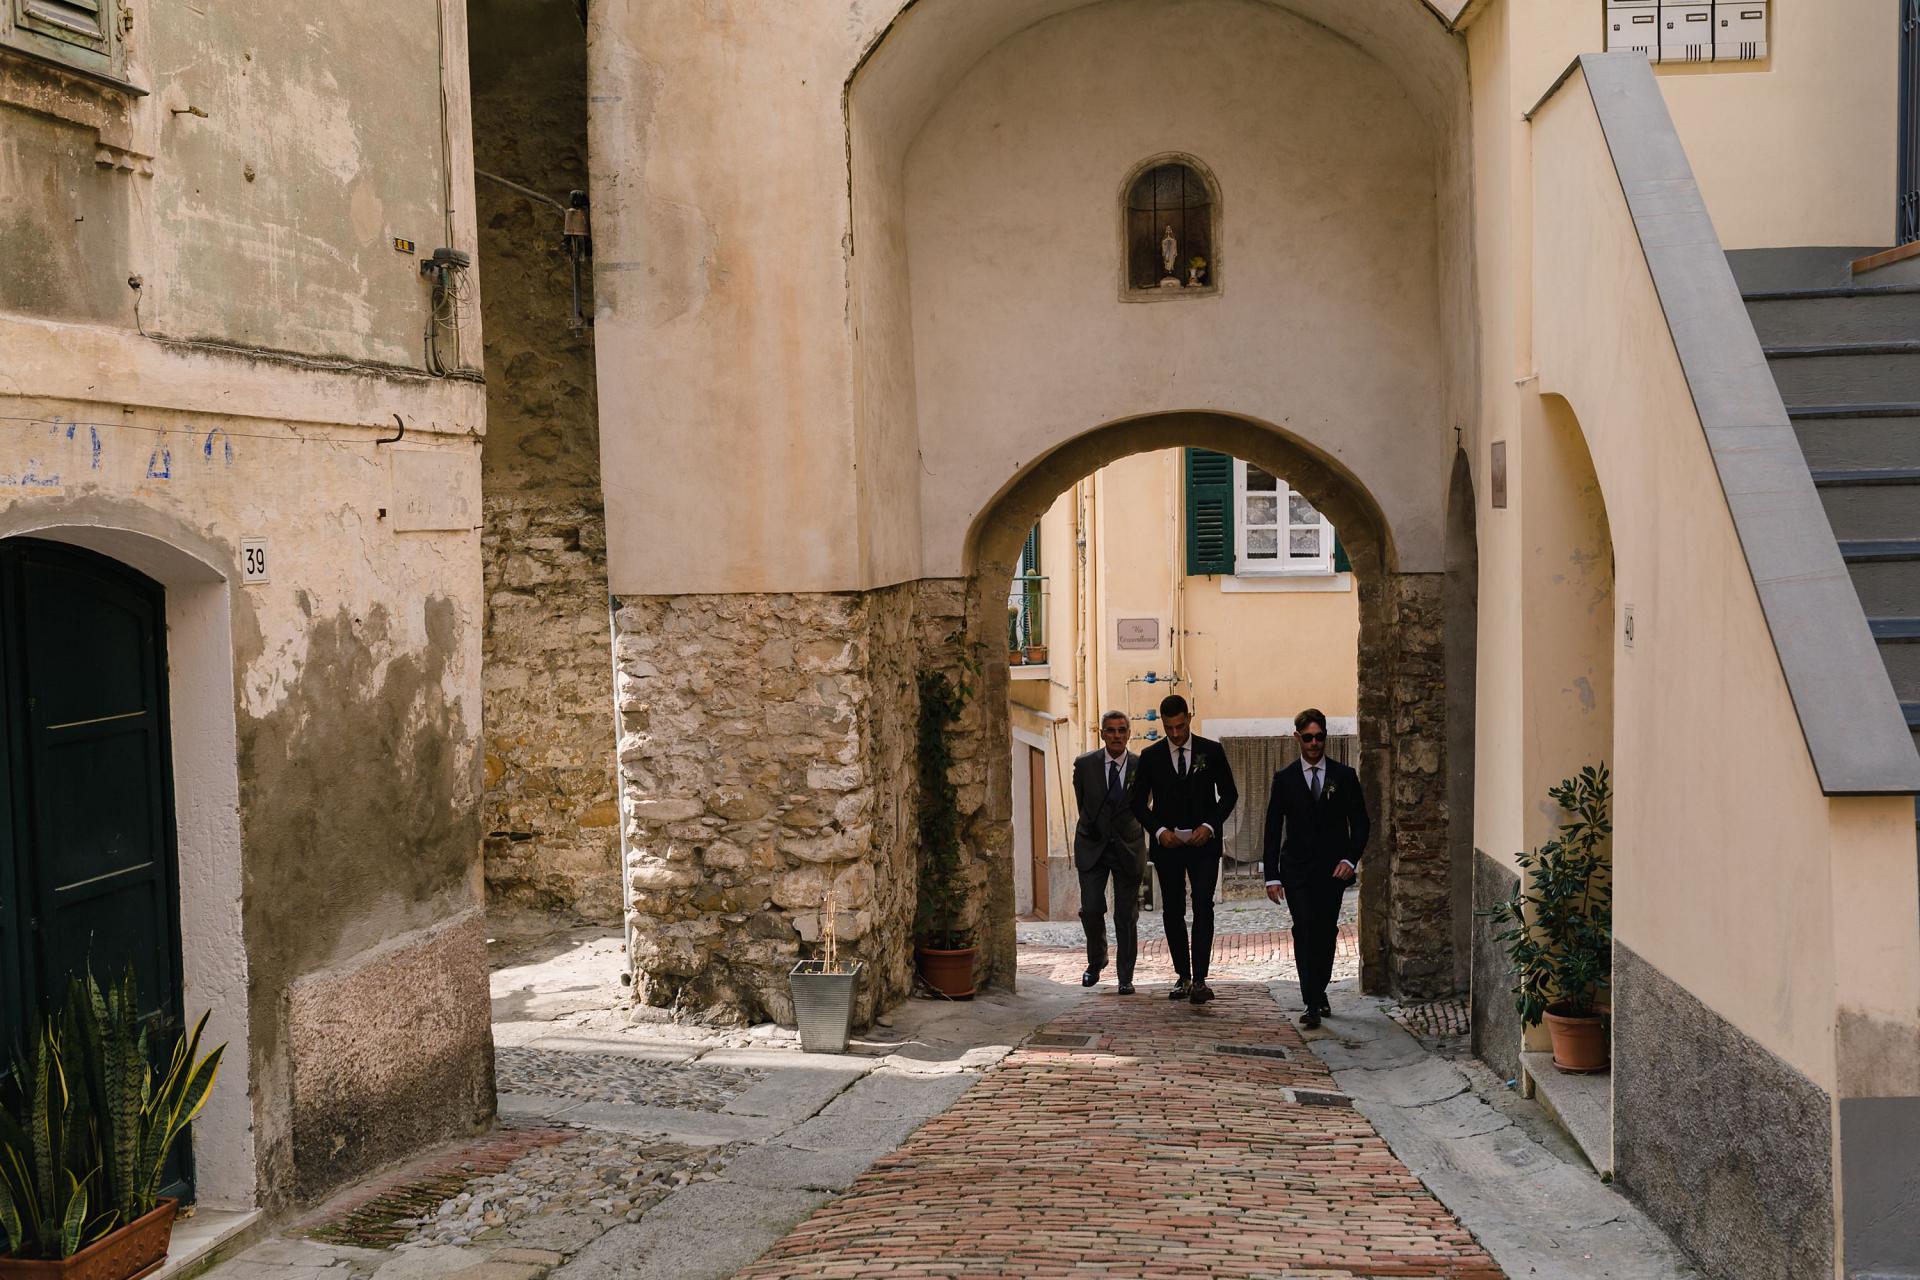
[1100,709,1130,731]
[1159,694,1189,720]
[1294,707,1327,734]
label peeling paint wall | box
[1,0,490,1212]
[469,0,617,927]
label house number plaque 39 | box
[241,537,270,585]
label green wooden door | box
[0,539,187,1190]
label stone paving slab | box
[549,1185,830,1280]
[1299,992,1699,1279]
[733,980,1504,1279]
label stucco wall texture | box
[1,0,491,1212]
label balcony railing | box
[1006,575,1050,665]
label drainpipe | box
[1074,478,1090,748]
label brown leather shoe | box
[1189,984,1214,1005]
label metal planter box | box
[788,960,863,1054]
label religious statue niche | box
[1126,161,1214,293]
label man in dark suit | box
[1071,710,1148,994]
[1129,694,1238,1005]
[1262,707,1369,1028]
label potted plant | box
[1187,255,1207,287]
[1487,764,1613,1073]
[1006,606,1023,666]
[0,970,223,1280]
[915,667,977,998]
[788,890,862,1054]
[1023,642,1048,666]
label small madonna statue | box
[1159,224,1181,287]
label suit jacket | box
[1071,749,1147,874]
[1261,757,1369,886]
[1128,735,1238,862]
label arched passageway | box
[601,0,1478,1022]
[947,412,1457,998]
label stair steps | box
[1741,253,1920,827]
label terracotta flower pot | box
[0,1198,178,1280]
[1024,645,1048,665]
[1008,649,1024,666]
[918,945,977,999]
[1544,1005,1609,1073]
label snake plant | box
[0,969,224,1260]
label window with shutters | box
[1185,450,1345,578]
[1234,459,1338,576]
[3,0,128,84]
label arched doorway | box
[0,537,190,1187]
[951,411,1455,998]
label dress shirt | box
[1266,757,1356,886]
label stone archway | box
[949,411,1455,998]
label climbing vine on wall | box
[914,656,974,951]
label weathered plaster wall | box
[0,0,471,368]
[0,0,490,1212]
[900,0,1454,578]
[0,393,491,1208]
[470,0,616,925]
[588,0,1468,595]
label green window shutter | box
[1333,533,1351,574]
[1020,525,1040,576]
[1184,448,1235,575]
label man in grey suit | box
[1073,710,1148,994]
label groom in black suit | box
[1129,694,1237,1005]
[1262,707,1369,1028]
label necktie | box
[1178,747,1188,777]
[1310,766,1322,799]
[1109,759,1124,801]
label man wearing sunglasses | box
[1261,707,1369,1028]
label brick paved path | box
[735,980,1502,1279]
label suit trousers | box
[1154,852,1220,983]
[1077,857,1141,981]
[1284,876,1349,1006]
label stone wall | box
[1383,574,1452,998]
[615,590,916,1024]
[471,0,615,926]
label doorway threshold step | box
[1521,1050,1612,1176]
[150,1207,267,1280]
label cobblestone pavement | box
[195,925,1692,1280]
[1013,887,1359,950]
[493,1046,763,1110]
[735,980,1504,1279]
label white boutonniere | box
[1190,753,1208,776]
[1323,781,1337,799]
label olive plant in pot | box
[1487,763,1613,1073]
[0,968,224,1280]
[915,666,977,998]
[788,889,863,1054]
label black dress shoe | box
[1168,980,1191,1000]
[1189,983,1214,1005]
[1117,983,1136,995]
[1299,1010,1321,1029]
[1316,1001,1332,1017]
[1082,968,1101,988]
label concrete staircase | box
[1735,248,1920,825]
